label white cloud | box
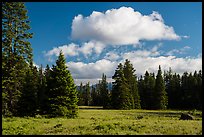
[66,59,118,79]
[104,51,120,61]
[71,6,180,45]
[123,45,161,58]
[79,41,106,57]
[181,35,190,39]
[166,46,191,56]
[45,43,79,57]
[45,41,106,59]
[74,78,114,86]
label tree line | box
[77,60,202,110]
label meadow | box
[2,106,202,135]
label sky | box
[25,2,202,85]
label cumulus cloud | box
[45,43,79,57]
[71,7,180,45]
[66,59,118,79]
[166,46,191,56]
[44,41,106,59]
[79,41,106,57]
[123,45,161,58]
[104,51,120,61]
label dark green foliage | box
[47,51,78,118]
[139,71,156,109]
[37,64,48,114]
[164,68,181,109]
[16,64,38,117]
[123,59,141,109]
[2,2,33,116]
[84,82,91,106]
[180,71,202,110]
[90,85,98,106]
[99,74,110,108]
[154,66,168,109]
[77,82,85,106]
[111,63,132,109]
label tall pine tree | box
[154,65,168,109]
[2,2,33,116]
[111,63,132,109]
[123,59,141,109]
[99,73,110,108]
[47,51,78,118]
[16,64,38,117]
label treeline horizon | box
[77,60,202,110]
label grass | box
[2,106,202,135]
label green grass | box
[2,106,202,135]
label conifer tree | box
[99,74,110,108]
[138,75,146,109]
[77,82,85,106]
[48,51,78,118]
[111,63,132,109]
[37,64,47,114]
[181,72,189,109]
[154,65,168,109]
[123,59,141,109]
[16,64,38,116]
[40,64,52,114]
[2,2,33,116]
[84,82,91,106]
[197,70,202,110]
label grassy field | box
[2,106,202,135]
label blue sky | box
[25,2,202,85]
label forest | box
[2,2,202,119]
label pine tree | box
[197,70,202,110]
[123,59,141,109]
[111,63,132,109]
[40,64,52,114]
[99,74,110,108]
[37,64,47,114]
[16,64,38,116]
[48,51,78,118]
[84,82,91,106]
[154,65,168,109]
[77,82,85,106]
[138,75,145,109]
[181,72,189,109]
[2,2,33,116]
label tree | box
[139,71,156,109]
[16,64,38,116]
[123,59,141,109]
[90,85,97,106]
[47,51,78,118]
[77,82,85,106]
[2,2,33,116]
[37,64,47,114]
[154,65,168,109]
[99,73,110,108]
[111,63,132,109]
[84,82,91,106]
